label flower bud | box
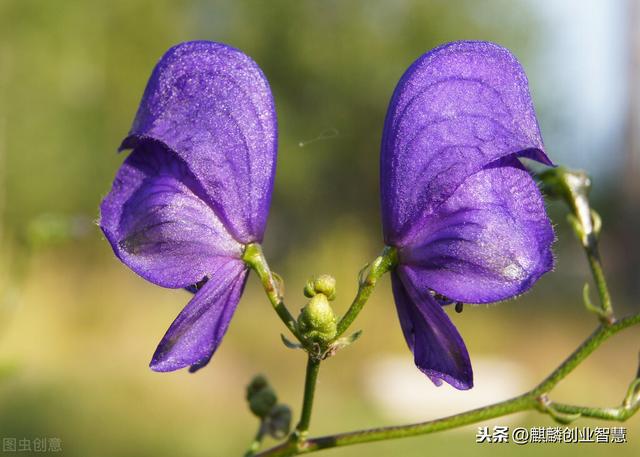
[246,375,277,418]
[297,293,337,344]
[249,386,277,418]
[303,274,336,301]
[265,404,292,439]
[246,374,268,400]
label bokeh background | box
[0,0,639,456]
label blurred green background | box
[0,0,639,456]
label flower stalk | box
[539,167,614,324]
[335,246,397,337]
[244,424,266,457]
[293,357,321,442]
[243,243,302,341]
[243,244,397,455]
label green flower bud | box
[303,280,316,298]
[265,404,292,439]
[249,386,277,418]
[303,274,336,300]
[246,375,277,418]
[297,293,337,344]
[245,374,269,401]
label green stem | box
[265,395,534,456]
[244,423,266,457]
[294,357,321,440]
[568,190,613,321]
[255,312,640,457]
[243,243,302,340]
[547,400,639,422]
[532,315,638,394]
[585,245,613,322]
[335,246,398,337]
[539,167,613,322]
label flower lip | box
[149,259,249,372]
[392,269,473,390]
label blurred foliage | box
[0,1,638,456]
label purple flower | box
[99,41,277,372]
[381,41,555,390]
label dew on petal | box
[502,263,524,281]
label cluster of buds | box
[245,375,291,439]
[297,275,338,350]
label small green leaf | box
[280,334,303,350]
[321,330,363,359]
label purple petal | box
[392,269,473,390]
[400,157,554,303]
[121,41,277,244]
[381,41,552,245]
[100,141,242,289]
[150,260,248,372]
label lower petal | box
[401,157,554,303]
[150,260,248,372]
[392,269,473,390]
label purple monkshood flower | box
[381,41,555,390]
[100,41,277,372]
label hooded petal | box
[100,141,242,289]
[381,41,552,245]
[121,41,277,244]
[150,259,248,372]
[392,269,473,389]
[400,157,554,303]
